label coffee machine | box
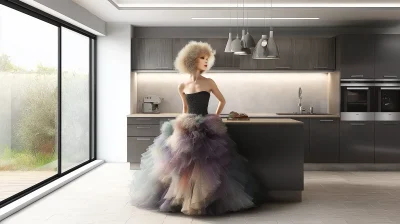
[142,95,163,113]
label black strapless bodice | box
[185,91,210,116]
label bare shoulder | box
[178,82,186,92]
[206,78,218,87]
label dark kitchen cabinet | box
[340,121,375,163]
[336,35,375,79]
[309,118,340,163]
[132,38,173,70]
[311,37,335,70]
[173,38,239,69]
[239,54,275,70]
[374,35,400,79]
[293,38,313,70]
[274,37,294,70]
[375,121,400,163]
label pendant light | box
[252,0,269,59]
[231,0,244,54]
[266,0,279,59]
[224,0,233,53]
[234,0,252,55]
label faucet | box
[298,87,306,114]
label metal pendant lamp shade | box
[252,35,268,59]
[224,32,233,52]
[243,31,256,49]
[266,30,279,59]
[231,34,244,54]
[234,29,251,55]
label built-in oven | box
[375,81,400,121]
[340,80,376,121]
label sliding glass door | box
[0,1,96,207]
[0,4,59,202]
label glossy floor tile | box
[2,163,400,224]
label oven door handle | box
[346,87,369,90]
[381,87,400,90]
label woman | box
[130,41,260,216]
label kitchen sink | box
[276,112,332,115]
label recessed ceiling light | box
[192,17,320,20]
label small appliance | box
[142,95,163,113]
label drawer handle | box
[384,123,399,125]
[346,87,369,90]
[137,118,152,121]
[350,123,365,126]
[156,67,170,69]
[314,66,328,69]
[137,137,151,141]
[276,66,291,69]
[351,75,364,77]
[320,120,333,122]
[136,126,151,129]
[384,75,398,78]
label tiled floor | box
[2,163,400,224]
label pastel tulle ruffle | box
[129,114,258,215]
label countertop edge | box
[127,113,340,118]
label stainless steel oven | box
[375,81,400,121]
[341,81,376,121]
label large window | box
[0,1,96,207]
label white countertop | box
[222,118,302,124]
[127,113,340,118]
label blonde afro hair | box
[174,41,216,75]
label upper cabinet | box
[311,38,336,70]
[374,35,400,79]
[293,38,313,70]
[336,35,375,79]
[131,37,335,71]
[132,38,173,70]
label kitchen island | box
[127,115,304,202]
[223,118,304,202]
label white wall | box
[20,0,106,35]
[97,23,131,162]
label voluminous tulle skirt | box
[129,114,259,215]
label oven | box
[340,81,376,121]
[375,81,400,121]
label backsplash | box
[133,72,333,114]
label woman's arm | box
[209,79,226,115]
[178,83,188,113]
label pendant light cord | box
[270,0,273,30]
[242,0,244,29]
[236,0,239,36]
[264,0,266,33]
[229,0,231,32]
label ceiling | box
[73,0,400,27]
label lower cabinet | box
[309,118,340,163]
[340,121,375,163]
[375,121,400,163]
[127,137,155,163]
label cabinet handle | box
[137,118,152,121]
[320,119,334,122]
[351,75,364,78]
[156,67,170,69]
[346,87,369,90]
[350,123,365,126]
[136,126,151,129]
[137,137,151,141]
[276,66,291,69]
[384,75,398,78]
[384,123,399,125]
[314,66,328,69]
